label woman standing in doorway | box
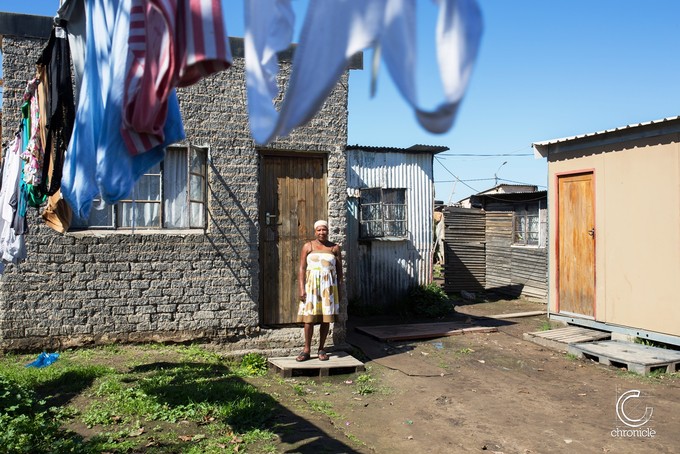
[296,220,342,362]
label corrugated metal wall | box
[442,205,548,301]
[346,150,434,307]
[442,207,486,293]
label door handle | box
[588,228,595,238]
[265,212,277,226]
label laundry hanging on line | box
[60,0,232,221]
[244,0,483,145]
[0,134,28,274]
[0,0,482,246]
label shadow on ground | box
[124,361,363,453]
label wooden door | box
[260,154,327,325]
[557,172,595,317]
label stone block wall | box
[0,17,351,355]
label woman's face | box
[315,225,329,241]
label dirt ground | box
[259,298,680,454]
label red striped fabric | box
[122,0,231,156]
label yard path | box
[322,299,680,453]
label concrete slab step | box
[568,340,680,375]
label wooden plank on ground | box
[268,351,365,378]
[356,322,498,342]
[523,326,610,352]
[485,311,545,319]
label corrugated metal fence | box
[442,207,486,293]
[443,207,547,300]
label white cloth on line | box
[0,136,27,273]
[244,0,483,145]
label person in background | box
[296,220,342,361]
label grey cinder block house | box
[0,13,361,354]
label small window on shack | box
[71,145,208,230]
[513,201,540,246]
[359,188,407,239]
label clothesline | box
[0,0,482,272]
[56,0,481,221]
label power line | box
[498,178,546,188]
[436,177,496,183]
[438,144,534,158]
[435,177,546,188]
[433,156,480,194]
[438,153,533,157]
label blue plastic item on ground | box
[25,352,60,368]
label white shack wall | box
[346,150,434,307]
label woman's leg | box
[303,323,314,353]
[296,323,314,361]
[317,322,330,360]
[318,322,330,351]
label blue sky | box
[1,1,679,203]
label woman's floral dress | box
[297,250,339,323]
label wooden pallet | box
[268,351,365,378]
[568,340,680,375]
[524,326,610,351]
[355,322,498,342]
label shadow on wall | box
[206,160,258,299]
[355,240,421,311]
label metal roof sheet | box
[532,116,680,147]
[347,144,449,153]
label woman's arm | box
[333,245,343,283]
[298,242,310,300]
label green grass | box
[433,264,443,280]
[392,283,456,319]
[355,372,376,396]
[634,337,680,351]
[616,368,680,382]
[0,346,278,453]
[308,400,340,418]
[538,320,553,331]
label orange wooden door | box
[557,172,595,317]
[260,154,327,325]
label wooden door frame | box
[258,150,329,327]
[554,169,596,318]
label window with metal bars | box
[71,145,207,230]
[513,202,539,246]
[359,188,407,238]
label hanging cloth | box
[121,0,232,155]
[61,0,185,221]
[244,0,483,145]
[0,136,27,274]
[56,0,86,107]
[20,78,43,187]
[37,25,77,198]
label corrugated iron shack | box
[345,144,447,309]
[442,186,548,301]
